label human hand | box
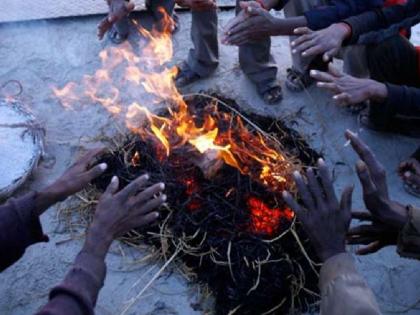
[222,2,278,46]
[36,148,108,215]
[283,159,354,262]
[86,174,166,258]
[97,0,135,40]
[345,130,409,254]
[291,23,350,62]
[175,0,217,10]
[310,63,388,106]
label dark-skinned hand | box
[175,0,217,11]
[222,2,278,46]
[35,148,108,215]
[291,23,350,62]
[283,158,354,262]
[86,174,166,258]
[345,130,409,255]
[310,63,388,106]
[97,0,135,40]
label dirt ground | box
[0,9,419,315]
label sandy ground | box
[0,10,419,315]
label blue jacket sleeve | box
[304,0,384,30]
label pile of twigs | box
[66,93,322,315]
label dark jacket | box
[344,0,420,123]
[275,0,384,30]
[0,193,105,315]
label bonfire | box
[54,8,321,315]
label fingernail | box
[282,191,289,198]
[99,163,108,171]
[291,41,295,46]
[159,183,165,190]
[310,70,317,76]
[356,160,366,171]
[333,95,339,100]
[292,49,297,54]
[404,171,412,179]
[112,176,118,183]
[161,194,167,202]
[317,158,325,166]
[144,174,150,180]
[155,212,160,218]
[302,52,307,56]
[317,82,324,87]
[293,170,301,179]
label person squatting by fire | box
[1,0,420,314]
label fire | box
[247,197,294,236]
[52,7,298,195]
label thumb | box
[126,1,135,11]
[328,62,343,77]
[105,176,120,195]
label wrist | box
[335,23,351,41]
[369,81,388,102]
[84,224,113,260]
[34,188,66,216]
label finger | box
[132,211,160,228]
[293,27,312,36]
[282,191,307,222]
[226,19,251,38]
[137,194,167,215]
[97,18,111,39]
[356,240,383,255]
[347,236,377,245]
[301,44,328,58]
[293,171,316,210]
[132,182,165,206]
[226,31,252,46]
[83,163,108,182]
[323,48,339,62]
[339,185,354,216]
[317,159,339,205]
[309,69,336,83]
[117,174,149,199]
[355,161,377,196]
[352,211,374,221]
[316,81,339,93]
[291,33,314,52]
[125,1,135,12]
[328,62,343,77]
[333,93,351,106]
[347,224,378,236]
[79,147,107,168]
[105,176,120,195]
[306,168,325,209]
[345,130,386,184]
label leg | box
[365,35,420,131]
[284,0,327,91]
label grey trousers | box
[284,0,368,77]
[187,3,278,84]
[114,0,175,36]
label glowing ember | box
[247,197,294,235]
[131,151,141,166]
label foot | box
[399,157,420,197]
[175,62,203,88]
[256,80,283,105]
[285,68,313,92]
[108,24,129,44]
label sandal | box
[256,80,283,105]
[285,68,313,92]
[174,62,203,88]
[108,24,129,44]
[399,152,420,197]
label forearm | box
[272,16,307,36]
[36,229,111,315]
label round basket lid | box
[0,100,44,200]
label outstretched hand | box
[85,174,166,258]
[222,2,277,46]
[291,23,350,62]
[283,159,353,262]
[97,0,135,40]
[310,63,388,106]
[345,130,408,255]
[36,148,108,215]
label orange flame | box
[52,7,298,194]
